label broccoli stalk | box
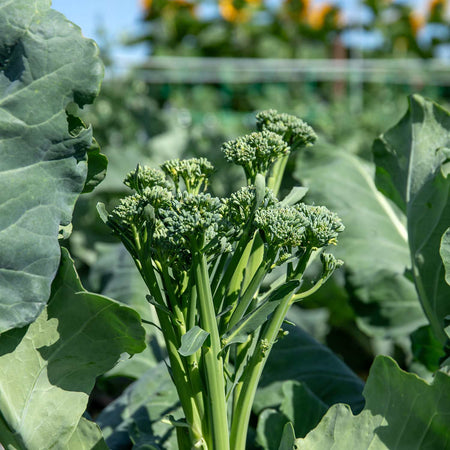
[99,110,343,450]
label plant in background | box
[99,110,344,449]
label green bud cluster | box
[124,165,172,193]
[161,157,214,194]
[256,109,317,151]
[221,131,289,182]
[296,204,345,248]
[254,205,309,249]
[160,191,224,248]
[107,194,147,237]
[320,253,344,281]
[222,186,278,236]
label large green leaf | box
[0,0,104,332]
[256,381,327,449]
[66,417,109,450]
[88,243,166,379]
[0,249,145,449]
[373,95,450,343]
[97,362,180,450]
[295,356,450,449]
[255,318,365,415]
[296,147,426,337]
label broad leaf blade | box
[256,381,327,449]
[373,95,450,343]
[296,148,425,337]
[67,417,109,450]
[0,249,145,449]
[0,0,104,332]
[97,362,180,450]
[296,356,450,449]
[255,318,365,415]
[88,243,165,379]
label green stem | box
[213,228,253,312]
[139,257,204,446]
[225,259,270,331]
[230,288,295,450]
[193,250,230,450]
[267,154,289,197]
[230,248,313,450]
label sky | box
[51,0,442,68]
[52,0,148,68]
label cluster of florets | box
[221,131,288,181]
[107,159,226,270]
[161,157,214,194]
[105,111,344,276]
[256,109,317,151]
[161,192,224,247]
[254,205,309,250]
[222,186,278,236]
[296,204,345,248]
[124,166,172,193]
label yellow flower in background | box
[140,0,152,10]
[307,3,340,30]
[428,0,449,22]
[219,0,261,23]
[409,12,425,35]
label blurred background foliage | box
[70,0,450,420]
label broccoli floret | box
[320,252,344,282]
[256,109,317,151]
[221,131,289,183]
[141,185,173,211]
[254,205,308,249]
[222,186,278,235]
[160,191,224,249]
[108,194,146,236]
[124,165,172,194]
[161,157,214,194]
[296,204,344,248]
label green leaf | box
[0,248,145,449]
[256,381,327,449]
[65,113,107,194]
[411,325,446,372]
[278,423,296,450]
[82,137,108,193]
[96,202,109,224]
[66,417,109,450]
[440,227,450,285]
[373,95,450,343]
[280,186,309,206]
[88,243,165,379]
[0,0,104,332]
[178,326,210,356]
[255,317,365,415]
[97,362,180,450]
[296,147,426,337]
[256,409,291,450]
[296,356,450,449]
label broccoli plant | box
[99,110,344,449]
